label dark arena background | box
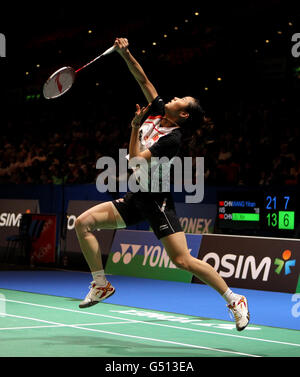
[0,0,300,363]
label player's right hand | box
[114,38,129,56]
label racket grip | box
[102,45,116,56]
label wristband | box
[131,121,140,129]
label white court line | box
[76,321,138,326]
[0,325,64,331]
[1,296,300,348]
[0,313,141,330]
[0,322,140,331]
[1,312,259,357]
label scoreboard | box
[263,194,295,231]
[217,190,298,236]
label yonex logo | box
[274,250,296,275]
[179,217,212,234]
[112,243,179,268]
[112,244,142,264]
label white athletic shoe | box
[227,295,250,331]
[79,281,115,308]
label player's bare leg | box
[161,232,228,294]
[75,201,125,308]
[161,232,250,330]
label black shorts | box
[112,191,183,239]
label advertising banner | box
[65,200,115,255]
[0,199,40,248]
[105,230,202,282]
[192,234,300,293]
[30,214,57,264]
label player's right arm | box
[114,38,158,103]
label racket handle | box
[102,45,116,56]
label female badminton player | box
[75,38,250,331]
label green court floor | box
[0,289,299,358]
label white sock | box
[222,288,240,305]
[92,270,107,287]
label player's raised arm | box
[114,38,158,103]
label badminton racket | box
[43,45,116,99]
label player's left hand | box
[131,103,151,128]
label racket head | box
[43,66,76,99]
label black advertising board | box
[0,199,40,248]
[193,234,300,293]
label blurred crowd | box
[189,96,300,187]
[1,95,299,188]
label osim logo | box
[202,252,271,281]
[274,250,296,275]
